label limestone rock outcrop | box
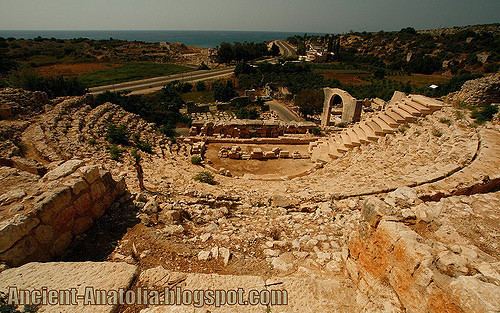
[449,73,500,106]
[345,190,500,313]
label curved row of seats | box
[310,95,444,162]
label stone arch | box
[321,88,361,126]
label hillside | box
[339,23,499,75]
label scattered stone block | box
[0,262,137,313]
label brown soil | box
[205,143,315,177]
[36,63,119,77]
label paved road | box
[88,67,235,95]
[267,100,303,122]
[88,57,281,95]
[274,40,297,58]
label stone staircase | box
[310,95,444,162]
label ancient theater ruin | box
[0,72,499,312]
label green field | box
[79,62,194,87]
[387,73,451,88]
[181,91,215,103]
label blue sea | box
[0,30,313,48]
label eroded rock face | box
[0,159,126,266]
[346,191,500,313]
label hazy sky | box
[0,0,499,33]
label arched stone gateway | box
[321,88,362,126]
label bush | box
[374,68,386,80]
[439,117,452,126]
[235,107,259,119]
[8,69,86,98]
[196,81,206,92]
[311,127,321,136]
[132,133,153,153]
[198,62,210,70]
[295,89,324,117]
[191,155,203,165]
[193,171,216,185]
[106,123,129,145]
[471,104,498,124]
[431,128,443,137]
[108,144,124,161]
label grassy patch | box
[79,62,193,87]
[471,104,498,124]
[181,91,215,103]
[387,73,450,88]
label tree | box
[270,43,280,57]
[399,27,417,35]
[196,81,206,92]
[297,42,307,56]
[374,68,386,80]
[8,69,86,98]
[0,38,16,74]
[216,42,234,64]
[213,80,236,102]
[295,89,324,117]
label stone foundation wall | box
[190,120,317,138]
[0,160,126,266]
[344,191,500,313]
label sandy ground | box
[205,143,314,177]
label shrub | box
[88,138,97,145]
[295,89,324,117]
[439,117,452,126]
[193,171,216,185]
[8,69,86,98]
[196,81,206,91]
[198,62,210,70]
[132,134,153,153]
[311,127,321,136]
[191,155,203,165]
[470,104,498,124]
[136,140,153,154]
[108,144,124,161]
[235,107,259,119]
[398,124,410,134]
[431,128,443,137]
[454,110,465,120]
[268,227,282,240]
[106,123,129,145]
